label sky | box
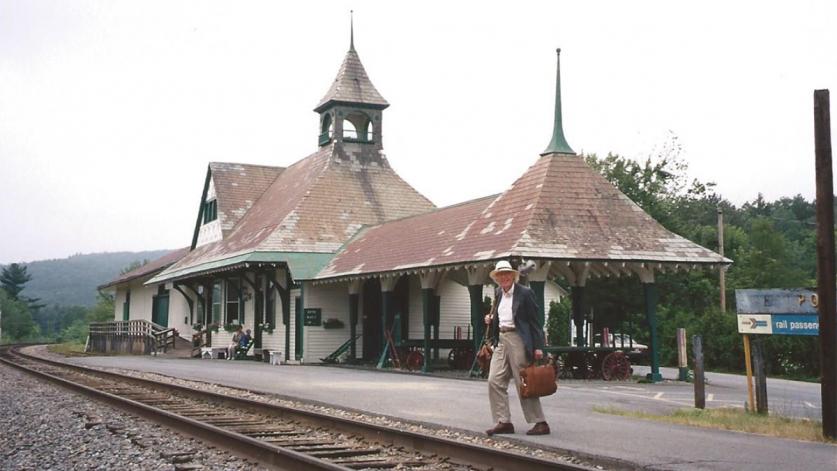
[1,1,835,264]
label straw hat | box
[489,260,519,283]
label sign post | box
[742,334,755,413]
[814,88,836,440]
[736,289,821,414]
[692,335,705,409]
[677,328,689,381]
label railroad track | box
[0,345,605,471]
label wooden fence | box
[87,320,177,355]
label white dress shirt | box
[497,283,515,328]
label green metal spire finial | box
[350,10,355,51]
[541,48,575,156]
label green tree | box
[59,291,116,344]
[1,263,44,312]
[545,299,571,346]
[87,291,115,323]
[1,263,32,300]
[0,290,37,341]
[33,304,87,340]
[729,217,810,289]
[582,143,821,378]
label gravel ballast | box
[0,362,268,471]
[21,345,606,470]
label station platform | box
[63,354,835,471]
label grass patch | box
[47,342,88,357]
[593,406,835,444]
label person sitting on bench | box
[235,329,253,359]
[227,326,243,360]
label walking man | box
[484,260,551,436]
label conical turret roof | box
[314,45,389,112]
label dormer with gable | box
[192,162,284,249]
[194,168,221,248]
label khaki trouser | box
[488,331,546,424]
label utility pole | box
[814,89,836,439]
[718,207,726,313]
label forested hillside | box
[3,250,170,307]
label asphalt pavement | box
[66,355,836,471]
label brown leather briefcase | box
[519,362,557,398]
[476,342,493,372]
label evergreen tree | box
[0,290,37,340]
[0,263,43,313]
[1,263,32,300]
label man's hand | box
[534,349,544,360]
[484,314,493,325]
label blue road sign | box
[771,314,820,336]
[736,289,820,336]
[736,289,818,314]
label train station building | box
[100,30,728,379]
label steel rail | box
[5,346,618,471]
[0,352,348,471]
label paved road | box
[631,365,822,420]
[67,356,835,471]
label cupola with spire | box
[541,48,575,156]
[315,13,389,152]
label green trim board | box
[191,167,213,250]
[146,251,335,285]
[314,100,388,113]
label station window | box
[225,279,240,324]
[193,296,202,326]
[211,281,222,325]
[122,289,131,321]
[203,199,217,224]
[266,280,276,327]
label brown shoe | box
[485,422,515,436]
[526,422,550,435]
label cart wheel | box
[568,351,594,379]
[547,353,564,379]
[589,353,605,379]
[447,346,475,370]
[406,350,424,371]
[601,352,631,381]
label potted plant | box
[322,318,345,329]
[224,323,243,333]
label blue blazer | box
[490,282,545,363]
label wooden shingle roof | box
[150,143,435,283]
[209,162,284,237]
[317,195,497,278]
[316,153,730,281]
[99,247,190,289]
[314,46,389,112]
